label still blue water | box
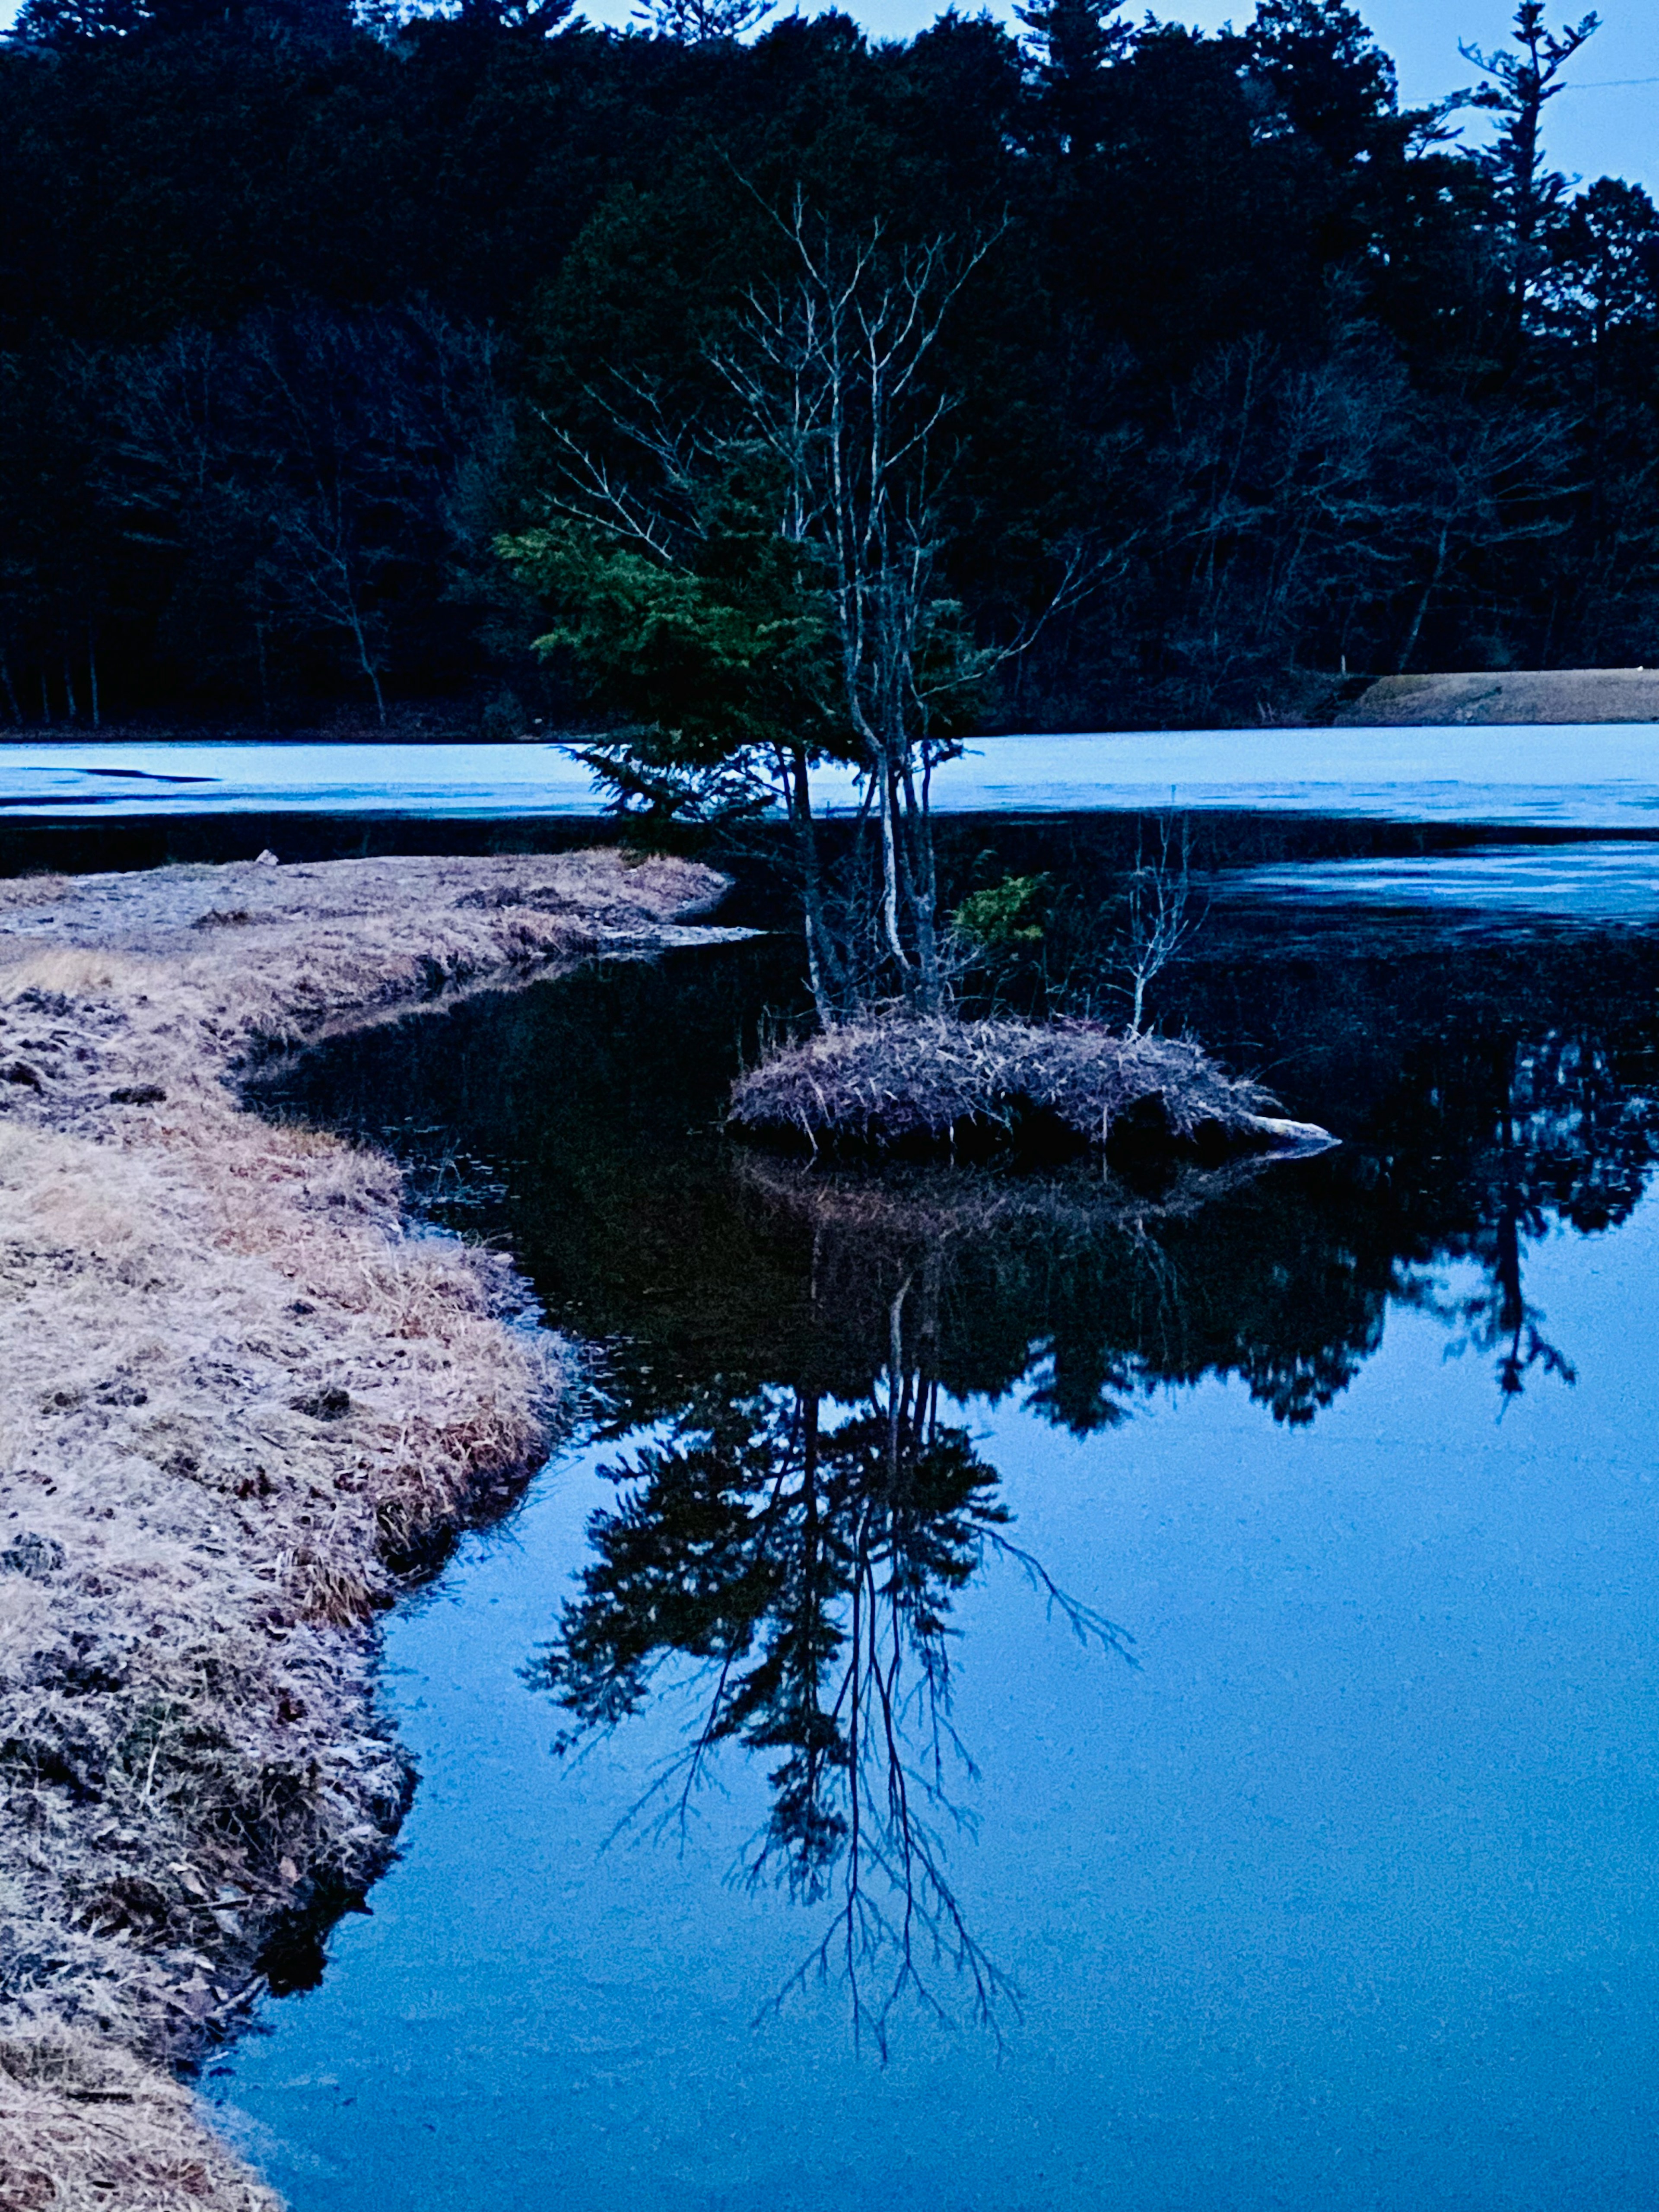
[208,877,1659,2211]
[210,1227,1659,2210]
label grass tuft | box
[728,1012,1281,1163]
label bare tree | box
[711,206,1017,1011]
[510,196,1098,1020]
[1149,331,1414,715]
[1391,400,1570,672]
[1113,813,1204,1033]
[104,308,500,723]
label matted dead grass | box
[727,1012,1291,1160]
[0,847,727,2210]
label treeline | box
[3,0,1657,731]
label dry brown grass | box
[728,1012,1281,1160]
[0,2037,280,2212]
[0,847,727,2209]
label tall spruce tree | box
[1017,0,1131,161]
[1458,1,1600,335]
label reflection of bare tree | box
[1398,1032,1657,1403]
[529,1306,1131,2051]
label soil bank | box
[1337,668,1659,726]
[0,848,728,2210]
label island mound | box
[728,1014,1333,1167]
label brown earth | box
[1336,668,1659,726]
[0,848,728,2210]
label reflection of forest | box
[257,918,1659,2036]
[258,926,1659,1431]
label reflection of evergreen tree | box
[256,914,1659,2040]
[1387,1029,1658,1398]
[529,1341,1129,2046]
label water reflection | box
[251,912,1659,2043]
[1230,842,1659,927]
[529,1366,1128,2050]
[1383,1029,1659,1401]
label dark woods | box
[4,0,1657,734]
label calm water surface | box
[214,866,1659,2211]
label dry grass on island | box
[728,1013,1328,1164]
[0,847,725,2211]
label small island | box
[729,1012,1333,1165]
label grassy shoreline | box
[0,848,725,2210]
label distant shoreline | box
[3,670,1659,760]
[1331,669,1659,728]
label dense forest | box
[2,0,1656,733]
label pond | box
[212,851,1659,2211]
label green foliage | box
[497,491,846,814]
[952,873,1050,947]
[502,524,814,751]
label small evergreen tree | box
[1457,1,1600,333]
[1016,0,1132,160]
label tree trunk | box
[899,757,944,1013]
[791,747,843,1029]
[1395,524,1449,674]
[335,573,388,726]
[878,763,910,982]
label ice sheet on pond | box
[4,725,1659,827]
[1224,840,1659,926]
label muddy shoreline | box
[0,849,728,2210]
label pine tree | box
[1016,0,1132,159]
[1457,1,1599,328]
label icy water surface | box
[1227,839,1659,925]
[6,726,1659,826]
[216,869,1659,2211]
